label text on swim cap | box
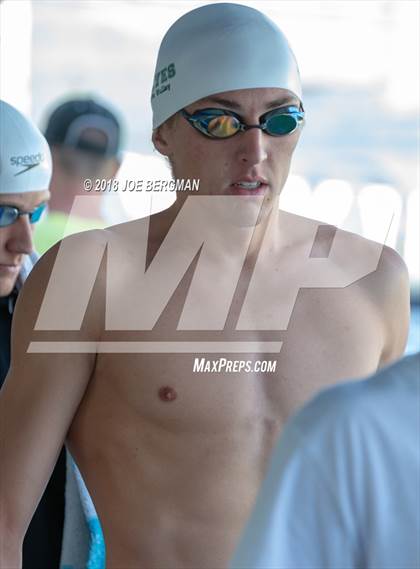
[151,63,176,100]
[10,153,45,167]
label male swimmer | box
[0,4,409,568]
[0,100,93,569]
[0,100,64,569]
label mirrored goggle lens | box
[206,115,240,138]
[0,206,18,227]
[265,113,300,135]
[29,203,47,223]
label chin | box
[0,283,15,298]
[0,274,19,298]
[216,196,269,229]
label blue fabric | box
[86,518,105,569]
[62,463,105,569]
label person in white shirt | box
[231,353,420,569]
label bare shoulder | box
[281,213,410,363]
[33,226,110,281]
[314,221,409,302]
[374,240,409,278]
[334,227,409,285]
[16,228,111,350]
[286,211,408,281]
[332,227,410,363]
[104,216,150,242]
[22,218,152,338]
[25,227,110,295]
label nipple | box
[158,386,177,402]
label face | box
[0,190,50,297]
[153,87,302,226]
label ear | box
[152,125,172,157]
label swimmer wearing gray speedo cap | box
[151,2,302,129]
[0,100,52,194]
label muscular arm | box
[376,245,410,365]
[0,232,106,567]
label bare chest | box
[81,277,382,433]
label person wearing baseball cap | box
[34,97,121,254]
[0,4,409,569]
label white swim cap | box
[0,99,52,194]
[151,2,302,129]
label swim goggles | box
[181,105,305,139]
[0,202,47,228]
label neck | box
[150,192,281,266]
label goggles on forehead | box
[181,105,305,139]
[0,202,47,228]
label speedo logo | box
[151,63,176,99]
[10,152,44,176]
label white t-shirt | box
[231,353,420,569]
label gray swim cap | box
[0,99,52,194]
[151,2,302,129]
